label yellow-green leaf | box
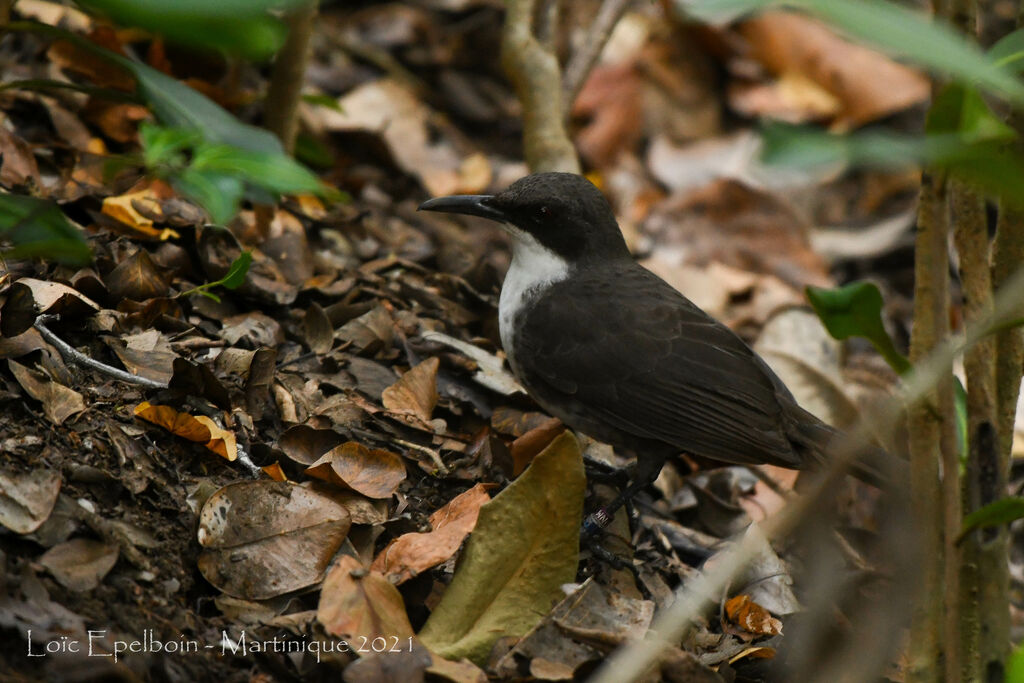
[418,431,585,664]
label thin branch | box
[34,315,168,389]
[502,0,580,173]
[905,170,953,683]
[561,0,634,119]
[951,179,997,681]
[264,0,318,154]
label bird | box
[419,172,895,533]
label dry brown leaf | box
[198,481,352,599]
[133,402,236,460]
[510,417,565,476]
[371,483,490,584]
[306,442,406,499]
[104,249,169,301]
[318,79,470,196]
[382,356,440,424]
[278,424,347,466]
[0,277,101,337]
[7,359,86,425]
[193,416,238,461]
[737,11,929,128]
[0,466,61,534]
[317,554,415,642]
[0,127,41,188]
[725,594,783,636]
[106,329,177,384]
[262,462,288,482]
[39,538,119,592]
[101,184,180,240]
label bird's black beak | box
[418,194,507,223]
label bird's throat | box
[498,228,570,370]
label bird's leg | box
[582,454,663,537]
[581,454,630,487]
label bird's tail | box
[790,408,907,488]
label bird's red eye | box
[538,206,550,218]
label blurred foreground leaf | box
[74,0,311,60]
[418,431,585,664]
[808,281,969,457]
[0,194,91,265]
[806,282,909,373]
[761,123,1024,204]
[686,0,1024,105]
[960,497,1024,540]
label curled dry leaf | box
[303,302,334,354]
[104,249,169,301]
[371,483,491,584]
[101,183,181,240]
[306,442,406,499]
[382,356,440,424]
[39,538,119,592]
[197,481,352,600]
[510,417,565,476]
[106,329,177,384]
[0,466,61,534]
[0,278,100,337]
[317,554,415,643]
[8,359,86,425]
[133,401,237,461]
[278,424,346,466]
[725,594,783,637]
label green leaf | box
[1007,639,1024,683]
[171,168,245,224]
[220,251,252,290]
[10,22,285,154]
[418,431,584,664]
[0,194,91,266]
[989,27,1024,72]
[960,497,1024,538]
[806,281,910,374]
[73,0,312,60]
[953,377,969,465]
[138,122,202,168]
[926,83,1017,143]
[191,143,327,195]
[761,123,1024,204]
[687,0,1024,105]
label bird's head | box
[418,172,630,264]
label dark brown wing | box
[515,262,805,468]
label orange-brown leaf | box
[306,442,406,499]
[317,555,415,642]
[371,483,490,584]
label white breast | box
[498,227,570,370]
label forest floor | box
[1,1,1019,681]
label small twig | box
[394,438,449,475]
[562,0,634,119]
[233,442,262,477]
[34,315,168,389]
[67,497,155,573]
[747,465,795,500]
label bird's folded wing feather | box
[518,265,802,467]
